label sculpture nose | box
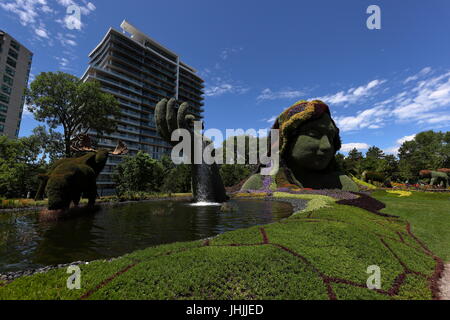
[318,135,332,154]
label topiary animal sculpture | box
[36,135,128,212]
[419,170,449,188]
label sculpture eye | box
[306,130,321,138]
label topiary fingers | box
[155,99,171,142]
[177,102,192,130]
[166,98,179,138]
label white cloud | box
[56,32,77,47]
[392,71,450,124]
[35,26,49,38]
[86,2,95,11]
[55,56,73,71]
[0,0,49,26]
[385,134,417,155]
[403,67,432,84]
[315,79,386,106]
[340,143,370,152]
[257,88,305,101]
[205,84,249,97]
[330,68,450,133]
[396,134,416,145]
[56,0,96,15]
[266,115,277,124]
[220,47,243,60]
[335,105,389,132]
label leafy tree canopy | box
[26,72,121,158]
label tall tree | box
[30,126,65,163]
[363,146,385,172]
[113,151,164,195]
[345,148,364,176]
[26,72,121,158]
[398,130,449,180]
[0,135,46,198]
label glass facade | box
[0,31,32,139]
[83,24,204,195]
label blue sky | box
[1,0,450,155]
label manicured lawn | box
[0,192,444,300]
[371,190,450,261]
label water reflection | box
[0,199,292,273]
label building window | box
[10,40,20,51]
[1,84,11,95]
[0,94,10,103]
[8,48,18,60]
[0,104,7,113]
[5,66,15,76]
[6,57,16,68]
[0,124,4,132]
[3,75,13,86]
[0,114,5,123]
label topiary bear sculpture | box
[419,170,449,188]
[36,135,128,212]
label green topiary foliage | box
[361,171,385,183]
[242,100,358,192]
[37,150,110,210]
[240,174,264,191]
[419,170,449,188]
[155,98,228,203]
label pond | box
[0,199,293,273]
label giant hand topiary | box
[155,98,228,203]
[241,100,359,192]
[36,135,128,211]
[419,170,449,188]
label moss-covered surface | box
[0,192,445,300]
[352,176,377,189]
[371,190,450,261]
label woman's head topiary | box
[269,100,342,164]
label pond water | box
[0,199,293,273]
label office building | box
[82,20,204,195]
[0,30,32,138]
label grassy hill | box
[0,191,447,300]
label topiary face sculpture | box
[242,100,359,192]
[36,135,128,211]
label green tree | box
[362,146,385,172]
[162,164,192,194]
[378,154,399,180]
[398,131,449,181]
[334,153,346,173]
[220,134,266,173]
[219,164,252,187]
[113,151,164,195]
[26,72,121,158]
[0,135,46,198]
[344,148,364,176]
[30,126,65,163]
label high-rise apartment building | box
[0,31,32,138]
[82,21,204,195]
